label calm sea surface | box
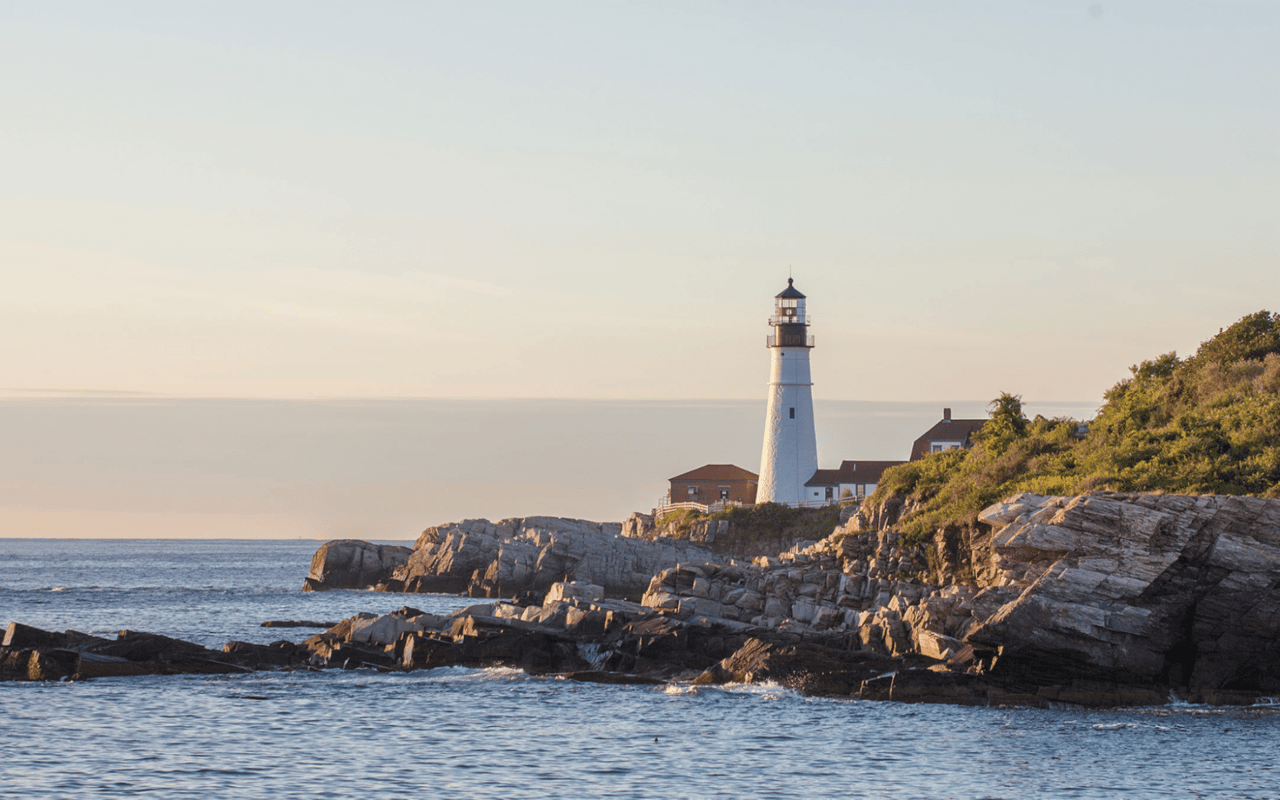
[2,539,1278,800]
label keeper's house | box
[909,408,987,461]
[803,460,905,505]
[668,464,759,506]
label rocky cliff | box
[298,493,1280,706]
[633,492,1280,704]
[306,516,732,602]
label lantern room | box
[767,278,813,348]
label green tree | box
[973,392,1028,450]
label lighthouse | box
[757,278,819,506]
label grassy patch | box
[659,502,844,557]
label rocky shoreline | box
[298,491,1280,706]
[7,491,1280,708]
[0,586,1164,706]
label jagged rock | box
[382,516,723,601]
[853,496,906,532]
[621,512,655,540]
[304,539,413,591]
[966,492,1280,696]
[629,491,1280,704]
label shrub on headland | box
[871,311,1280,545]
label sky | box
[1,2,1276,537]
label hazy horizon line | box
[0,391,1099,404]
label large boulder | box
[304,539,413,591]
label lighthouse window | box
[789,407,795,419]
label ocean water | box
[2,539,1278,800]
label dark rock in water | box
[26,649,79,681]
[697,636,903,697]
[260,620,338,629]
[303,539,413,591]
[857,668,992,706]
[1,648,34,680]
[74,652,157,680]
[0,625,251,681]
[4,622,70,649]
[223,640,310,669]
[92,630,214,663]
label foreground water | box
[3,540,1278,799]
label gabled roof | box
[909,418,987,461]
[805,468,844,487]
[776,278,805,299]
[805,460,907,486]
[669,464,759,482]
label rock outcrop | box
[346,516,734,602]
[966,492,1280,696]
[632,492,1280,705]
[304,539,413,591]
[0,622,283,681]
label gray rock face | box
[390,516,728,601]
[304,539,413,591]
[639,491,1280,700]
[967,492,1280,693]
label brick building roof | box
[669,464,759,482]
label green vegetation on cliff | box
[658,502,844,557]
[872,311,1280,544]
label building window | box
[719,487,729,500]
[789,407,795,419]
[687,486,697,497]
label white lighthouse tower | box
[757,278,819,506]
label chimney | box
[943,407,952,422]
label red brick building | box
[668,464,759,505]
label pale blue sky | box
[1,3,1276,535]
[3,1,1276,402]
